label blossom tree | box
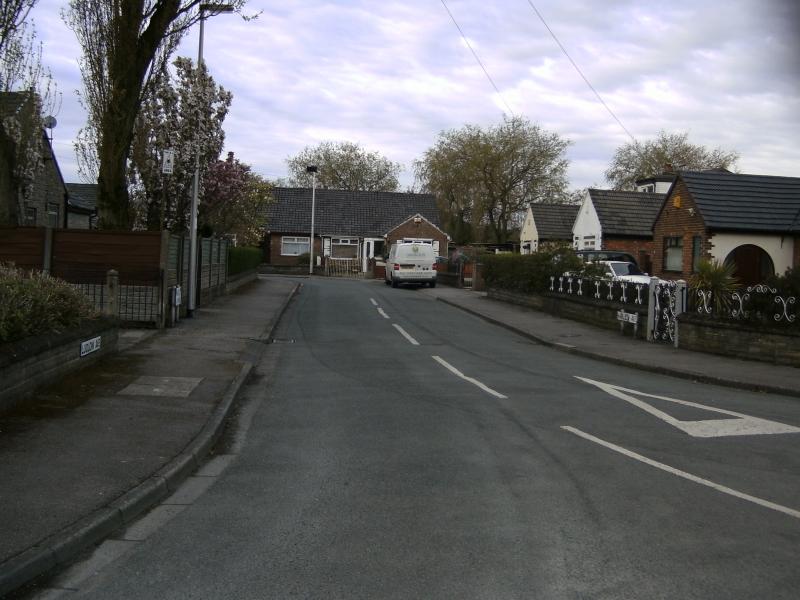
[201,151,271,246]
[65,0,249,229]
[128,56,231,232]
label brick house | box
[652,170,800,285]
[0,92,67,228]
[519,203,579,254]
[262,187,449,271]
[572,188,666,272]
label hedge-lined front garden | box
[228,246,263,276]
[481,247,585,294]
[0,264,100,344]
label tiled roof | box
[262,187,442,237]
[588,189,665,237]
[679,171,800,232]
[65,183,98,212]
[529,203,579,240]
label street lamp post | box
[187,3,233,317]
[307,165,317,275]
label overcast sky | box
[30,0,800,190]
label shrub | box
[689,260,739,314]
[766,266,800,298]
[0,264,99,344]
[228,246,263,276]
[296,252,310,267]
[482,247,584,294]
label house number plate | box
[80,336,102,357]
[616,310,638,324]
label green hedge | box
[0,264,99,344]
[482,247,584,294]
[228,246,263,276]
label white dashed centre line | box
[432,355,507,399]
[377,308,390,319]
[393,324,420,345]
[370,298,378,306]
[562,426,800,520]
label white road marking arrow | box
[575,377,800,438]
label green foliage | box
[286,141,401,191]
[227,246,262,276]
[482,247,583,294]
[415,115,570,244]
[0,264,98,344]
[766,266,800,297]
[689,259,739,314]
[605,130,739,190]
[296,252,310,266]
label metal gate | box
[648,279,686,345]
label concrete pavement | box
[0,276,299,597]
[422,285,799,399]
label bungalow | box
[262,187,449,271]
[652,170,800,285]
[519,203,579,254]
[572,188,666,272]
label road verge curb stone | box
[0,281,301,597]
[435,296,800,400]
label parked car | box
[384,240,437,288]
[599,261,652,285]
[576,249,638,266]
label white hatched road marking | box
[576,377,800,438]
[393,324,420,345]
[377,308,390,319]
[433,355,507,399]
[562,426,800,520]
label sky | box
[28,0,800,191]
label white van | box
[384,239,437,288]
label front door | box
[363,238,384,272]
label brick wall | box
[387,219,448,255]
[267,232,322,266]
[652,178,709,279]
[679,315,800,367]
[604,237,655,273]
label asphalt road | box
[32,278,800,599]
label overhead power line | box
[440,0,515,116]
[525,0,637,143]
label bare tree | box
[286,141,402,192]
[416,116,570,244]
[605,130,739,190]
[64,0,248,229]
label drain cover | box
[270,338,295,344]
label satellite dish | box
[43,116,57,129]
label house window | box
[691,236,702,272]
[583,235,596,249]
[47,203,59,228]
[281,236,310,256]
[664,236,683,271]
[24,206,36,226]
[331,237,358,258]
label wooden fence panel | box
[52,230,162,283]
[0,227,45,270]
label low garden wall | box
[488,287,647,339]
[0,318,118,415]
[678,315,800,367]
